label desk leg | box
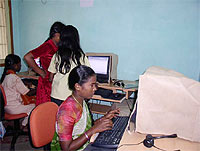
[125,90,138,113]
[126,91,134,99]
[131,90,138,112]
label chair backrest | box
[29,102,58,147]
[0,84,6,121]
[0,84,28,121]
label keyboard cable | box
[117,141,180,151]
[117,140,143,150]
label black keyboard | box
[95,88,112,98]
[95,88,126,100]
[92,116,129,149]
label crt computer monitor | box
[87,55,111,84]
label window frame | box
[0,0,14,67]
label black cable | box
[153,145,181,151]
[117,141,180,151]
[117,140,143,149]
[153,144,167,151]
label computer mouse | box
[114,93,120,98]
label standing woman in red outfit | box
[24,22,65,106]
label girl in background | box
[48,25,90,106]
[51,65,120,150]
[1,54,36,126]
[24,21,65,106]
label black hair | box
[49,21,65,39]
[45,21,65,42]
[55,25,85,74]
[68,65,96,91]
[0,54,21,83]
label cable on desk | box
[117,141,180,151]
[117,140,143,150]
[153,145,180,151]
[153,145,167,151]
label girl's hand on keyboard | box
[104,108,120,119]
[92,118,113,133]
[94,108,120,125]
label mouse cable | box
[117,141,180,151]
[153,144,181,151]
[153,144,167,151]
[117,140,143,149]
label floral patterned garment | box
[30,39,58,105]
[51,96,92,151]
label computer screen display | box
[34,57,42,68]
[87,56,111,83]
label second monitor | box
[86,52,118,84]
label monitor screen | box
[34,57,42,68]
[87,56,111,83]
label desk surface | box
[118,128,200,151]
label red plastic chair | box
[0,84,28,151]
[29,102,58,150]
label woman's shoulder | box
[38,39,55,51]
[57,98,82,120]
[5,74,20,80]
[36,39,56,50]
[46,39,55,46]
[2,74,22,86]
[59,97,76,109]
[59,97,82,113]
[30,39,57,57]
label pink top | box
[57,96,82,141]
[2,74,29,106]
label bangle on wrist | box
[84,132,89,140]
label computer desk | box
[17,72,137,115]
[84,124,200,151]
[97,80,138,100]
[117,127,200,151]
[89,80,138,115]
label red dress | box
[30,39,58,106]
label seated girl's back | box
[1,54,36,126]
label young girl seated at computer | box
[0,54,36,126]
[51,65,120,151]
